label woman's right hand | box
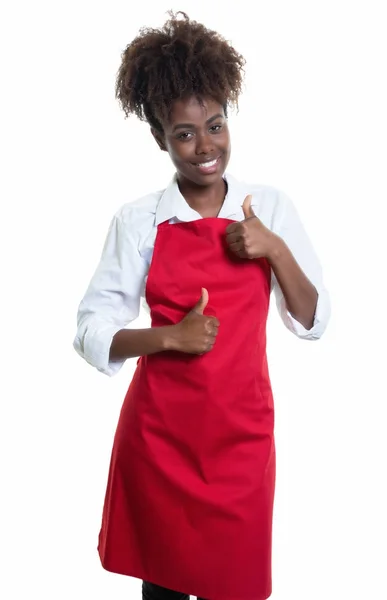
[167,288,220,355]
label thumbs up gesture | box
[169,288,220,355]
[225,195,277,260]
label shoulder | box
[111,188,164,237]
[245,180,293,209]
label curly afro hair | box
[115,11,246,132]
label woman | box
[74,12,330,600]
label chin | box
[198,172,224,185]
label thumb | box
[193,287,209,315]
[242,194,255,220]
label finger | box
[229,240,244,252]
[206,326,218,338]
[206,318,219,330]
[231,246,248,259]
[242,194,255,220]
[209,323,219,334]
[226,231,242,244]
[225,222,240,234]
[192,287,209,315]
[236,250,249,259]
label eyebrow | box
[172,113,225,132]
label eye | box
[210,124,223,133]
[177,132,194,141]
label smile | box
[193,156,221,174]
[195,157,219,167]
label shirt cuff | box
[73,322,126,377]
[280,288,331,340]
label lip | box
[192,156,221,175]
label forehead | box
[167,96,225,125]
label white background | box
[1,1,386,598]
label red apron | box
[98,218,276,600]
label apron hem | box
[99,556,272,600]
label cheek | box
[223,132,231,148]
[221,141,231,159]
[169,144,191,164]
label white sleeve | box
[271,191,331,340]
[73,210,148,376]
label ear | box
[151,128,167,152]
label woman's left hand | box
[225,195,279,260]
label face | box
[153,96,231,187]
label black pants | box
[142,580,207,600]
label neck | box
[177,176,227,218]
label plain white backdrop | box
[1,1,386,598]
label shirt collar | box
[155,172,252,225]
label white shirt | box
[74,173,331,376]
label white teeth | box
[197,158,217,168]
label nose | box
[195,131,214,155]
